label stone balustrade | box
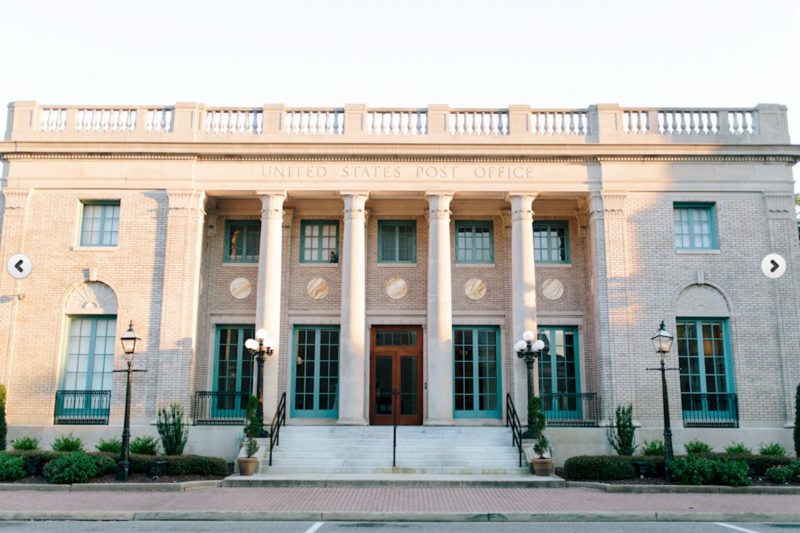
[4,101,790,144]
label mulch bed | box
[554,467,800,487]
[11,474,224,484]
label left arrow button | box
[7,254,32,279]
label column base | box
[336,417,368,426]
[424,418,455,426]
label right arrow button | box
[762,254,787,279]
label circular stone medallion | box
[541,278,565,301]
[307,277,330,300]
[386,278,408,300]
[465,278,487,300]
[229,277,252,300]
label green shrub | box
[715,459,751,487]
[670,455,718,485]
[765,464,794,484]
[630,455,666,478]
[694,452,794,476]
[563,455,636,481]
[12,436,39,451]
[0,453,25,481]
[93,455,117,476]
[527,396,546,439]
[606,404,637,456]
[641,439,665,457]
[52,433,85,453]
[724,442,752,454]
[95,437,122,454]
[245,438,259,459]
[43,453,97,484]
[683,438,713,455]
[4,450,60,475]
[163,455,228,476]
[157,403,188,456]
[243,395,261,439]
[0,385,7,451]
[533,435,549,458]
[758,442,787,457]
[130,436,159,456]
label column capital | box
[1,188,32,216]
[167,189,207,217]
[258,191,287,220]
[340,191,369,220]
[506,193,537,221]
[426,192,454,220]
[589,192,627,220]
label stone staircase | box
[260,425,528,475]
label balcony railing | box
[193,391,251,426]
[54,390,111,425]
[681,392,739,428]
[541,393,600,427]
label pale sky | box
[1,0,798,185]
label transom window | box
[674,203,716,250]
[81,201,120,247]
[455,221,494,264]
[301,220,339,263]
[63,317,117,391]
[224,221,260,263]
[378,221,416,263]
[534,221,569,263]
[376,329,418,347]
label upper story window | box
[378,221,416,263]
[301,220,339,263]
[534,221,569,264]
[81,201,120,246]
[225,220,260,263]
[455,221,494,264]
[674,203,716,250]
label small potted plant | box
[238,395,261,476]
[238,437,259,476]
[531,434,553,476]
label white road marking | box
[304,522,325,533]
[714,523,762,533]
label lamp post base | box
[116,461,130,482]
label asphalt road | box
[0,522,798,533]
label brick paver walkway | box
[0,488,796,514]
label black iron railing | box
[268,391,287,466]
[681,392,739,428]
[193,391,251,425]
[541,393,600,427]
[505,394,524,467]
[54,390,111,425]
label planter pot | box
[531,458,553,477]
[237,457,258,476]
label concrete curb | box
[222,478,567,489]
[0,510,799,522]
[0,481,222,492]
[566,481,800,495]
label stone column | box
[426,193,454,425]
[507,193,538,418]
[256,192,286,420]
[337,192,369,425]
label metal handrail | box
[268,392,287,466]
[193,391,251,425]
[392,388,400,467]
[506,394,523,467]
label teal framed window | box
[674,203,716,249]
[537,327,581,420]
[62,316,117,391]
[378,221,416,263]
[534,221,569,263]
[676,318,736,424]
[301,220,339,263]
[455,221,494,264]
[212,325,255,418]
[80,201,120,246]
[224,221,260,263]
[292,326,340,418]
[453,326,501,418]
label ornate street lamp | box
[115,321,145,482]
[648,321,677,484]
[514,330,547,437]
[244,328,275,438]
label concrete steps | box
[260,426,528,475]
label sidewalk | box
[0,486,798,522]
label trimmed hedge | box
[564,455,636,481]
[694,453,796,476]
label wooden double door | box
[369,326,423,425]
